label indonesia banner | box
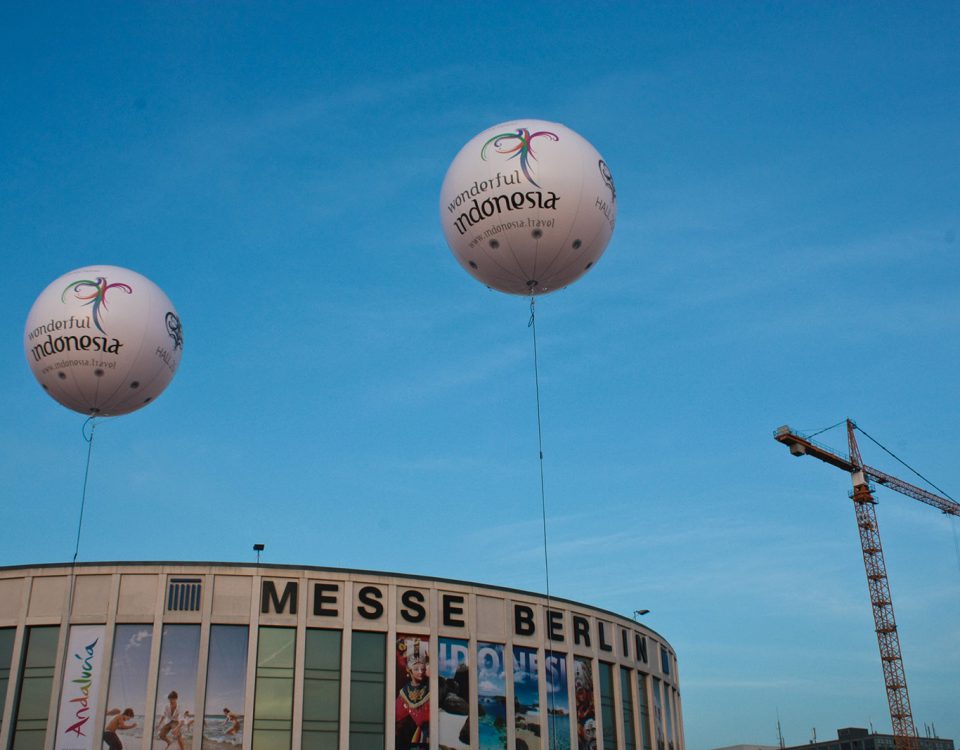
[55,625,107,750]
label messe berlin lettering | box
[261,580,649,665]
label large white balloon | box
[440,119,617,295]
[24,265,184,416]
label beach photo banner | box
[103,625,153,750]
[202,626,248,750]
[55,625,106,750]
[476,642,506,750]
[545,652,571,750]
[512,646,540,750]
[437,638,469,750]
[152,625,200,750]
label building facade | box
[0,563,683,750]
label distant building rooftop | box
[782,728,954,750]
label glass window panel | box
[12,626,60,750]
[599,662,618,750]
[651,678,664,750]
[663,687,675,750]
[253,628,294,750]
[0,628,16,736]
[350,632,385,673]
[305,630,340,672]
[636,673,651,750]
[17,675,55,723]
[24,628,59,669]
[349,632,384,750]
[12,730,46,750]
[347,734,384,750]
[302,629,341,750]
[254,679,292,721]
[257,629,295,670]
[203,625,249,750]
[252,729,291,750]
[620,668,637,750]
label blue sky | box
[2,3,959,749]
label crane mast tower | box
[774,419,960,750]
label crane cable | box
[803,419,848,439]
[854,424,956,502]
[854,424,960,575]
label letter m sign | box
[261,580,298,615]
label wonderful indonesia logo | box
[26,276,131,363]
[446,127,561,236]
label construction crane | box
[774,420,960,750]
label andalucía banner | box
[55,625,106,750]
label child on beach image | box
[103,708,137,750]
[156,691,184,750]
[222,708,241,736]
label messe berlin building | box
[0,563,682,750]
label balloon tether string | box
[74,417,97,564]
[529,297,557,750]
[62,417,97,689]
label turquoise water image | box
[478,696,506,749]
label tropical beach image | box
[546,653,572,750]
[513,647,541,750]
[477,643,507,750]
[104,626,153,750]
[152,626,200,750]
[200,711,243,750]
[202,626,248,750]
[438,638,470,750]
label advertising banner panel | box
[202,626,248,750]
[152,625,200,750]
[574,658,596,750]
[104,625,153,750]
[476,642,506,750]
[395,634,429,750]
[512,646,540,750]
[437,638,469,750]
[55,625,107,750]
[545,652,571,750]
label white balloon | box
[440,119,617,296]
[24,265,184,416]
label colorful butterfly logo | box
[61,277,133,334]
[481,127,559,188]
